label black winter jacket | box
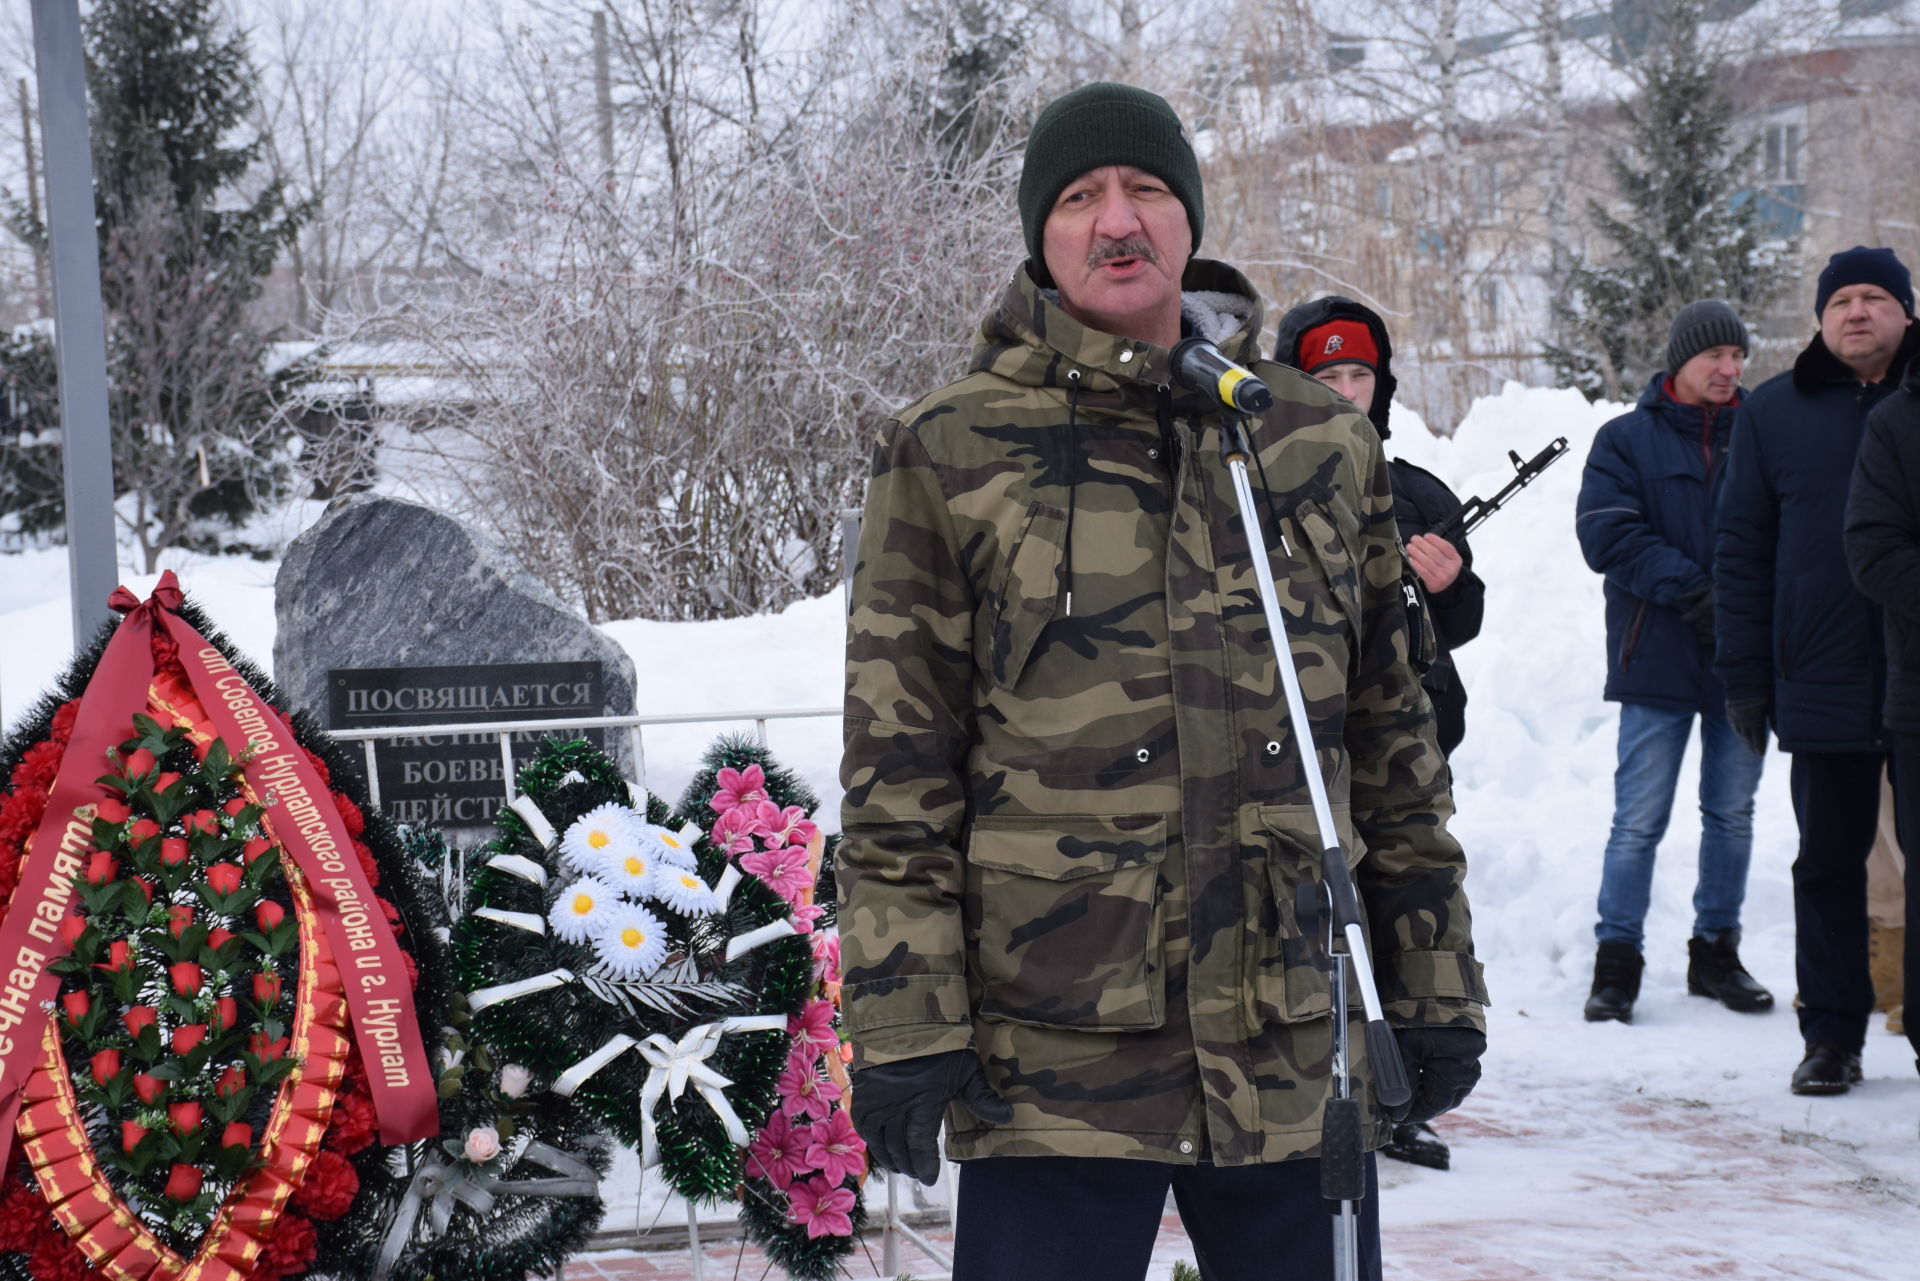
[1576,373,1739,714]
[1714,329,1918,753]
[1273,296,1485,755]
[1846,366,1920,735]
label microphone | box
[1171,337,1275,415]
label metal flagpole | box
[30,0,118,643]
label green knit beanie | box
[1017,83,1204,279]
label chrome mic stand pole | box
[1217,413,1411,1281]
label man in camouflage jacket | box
[839,82,1487,1280]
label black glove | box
[1389,1027,1486,1126]
[849,1049,1013,1185]
[1725,696,1770,757]
[1679,586,1716,648]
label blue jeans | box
[1594,702,1766,949]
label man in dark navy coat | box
[1717,246,1920,1095]
[1845,360,1920,1076]
[1576,300,1770,1026]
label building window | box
[1480,278,1502,328]
[1376,178,1393,218]
[1474,162,1503,221]
[1762,123,1801,183]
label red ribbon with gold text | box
[0,574,436,1176]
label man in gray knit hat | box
[1575,299,1771,1025]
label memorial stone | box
[273,496,638,828]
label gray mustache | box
[1088,238,1158,269]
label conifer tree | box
[2,0,310,566]
[1543,0,1791,401]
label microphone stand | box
[1216,413,1411,1281]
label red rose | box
[192,737,213,762]
[248,1032,289,1062]
[120,1121,148,1152]
[211,996,239,1032]
[167,1100,203,1133]
[221,1121,252,1149]
[206,927,236,950]
[133,1074,164,1104]
[167,904,195,937]
[290,1148,360,1221]
[123,1005,157,1038]
[97,940,133,975]
[206,863,244,895]
[242,837,275,866]
[56,915,87,948]
[129,818,161,843]
[89,1049,120,1084]
[215,1064,246,1098]
[131,878,155,904]
[162,1163,202,1201]
[222,797,247,818]
[255,900,286,930]
[60,991,89,1022]
[252,972,282,1006]
[171,1024,207,1055]
[83,851,117,886]
[160,837,190,867]
[155,771,183,792]
[93,796,131,825]
[169,961,202,996]
[184,810,220,836]
[123,748,156,779]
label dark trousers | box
[1894,733,1920,1064]
[952,1154,1382,1281]
[1790,750,1890,1051]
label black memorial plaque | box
[327,661,607,825]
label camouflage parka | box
[839,259,1488,1166]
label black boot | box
[1790,1042,1862,1095]
[1686,931,1774,1012]
[1380,1120,1451,1171]
[1583,941,1644,1023]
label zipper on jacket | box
[1620,599,1650,672]
[1156,386,1180,475]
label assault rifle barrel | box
[1431,436,1570,541]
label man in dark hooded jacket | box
[1845,360,1920,1077]
[1275,296,1486,757]
[1717,246,1920,1095]
[1574,300,1770,1027]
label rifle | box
[1430,436,1569,540]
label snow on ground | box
[3,381,1917,1275]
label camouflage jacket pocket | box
[1286,496,1363,643]
[965,813,1167,1031]
[1247,804,1358,1025]
[983,502,1067,691]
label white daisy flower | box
[549,877,617,944]
[600,845,655,900]
[560,804,643,875]
[638,822,700,870]
[649,864,721,917]
[593,902,669,978]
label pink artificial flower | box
[803,1110,867,1187]
[741,845,814,905]
[760,805,819,851]
[810,932,841,984]
[788,999,839,1058]
[745,1110,807,1190]
[779,1057,842,1122]
[787,1174,856,1239]
[709,765,768,816]
[709,806,760,858]
[789,903,825,936]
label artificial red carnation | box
[252,1210,317,1281]
[299,749,331,786]
[333,794,365,837]
[25,1229,91,1281]
[10,740,62,790]
[150,628,181,670]
[290,1149,360,1221]
[48,699,79,744]
[352,839,380,887]
[326,1087,377,1155]
[0,785,49,844]
[0,1182,47,1252]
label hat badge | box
[1324,335,1345,355]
